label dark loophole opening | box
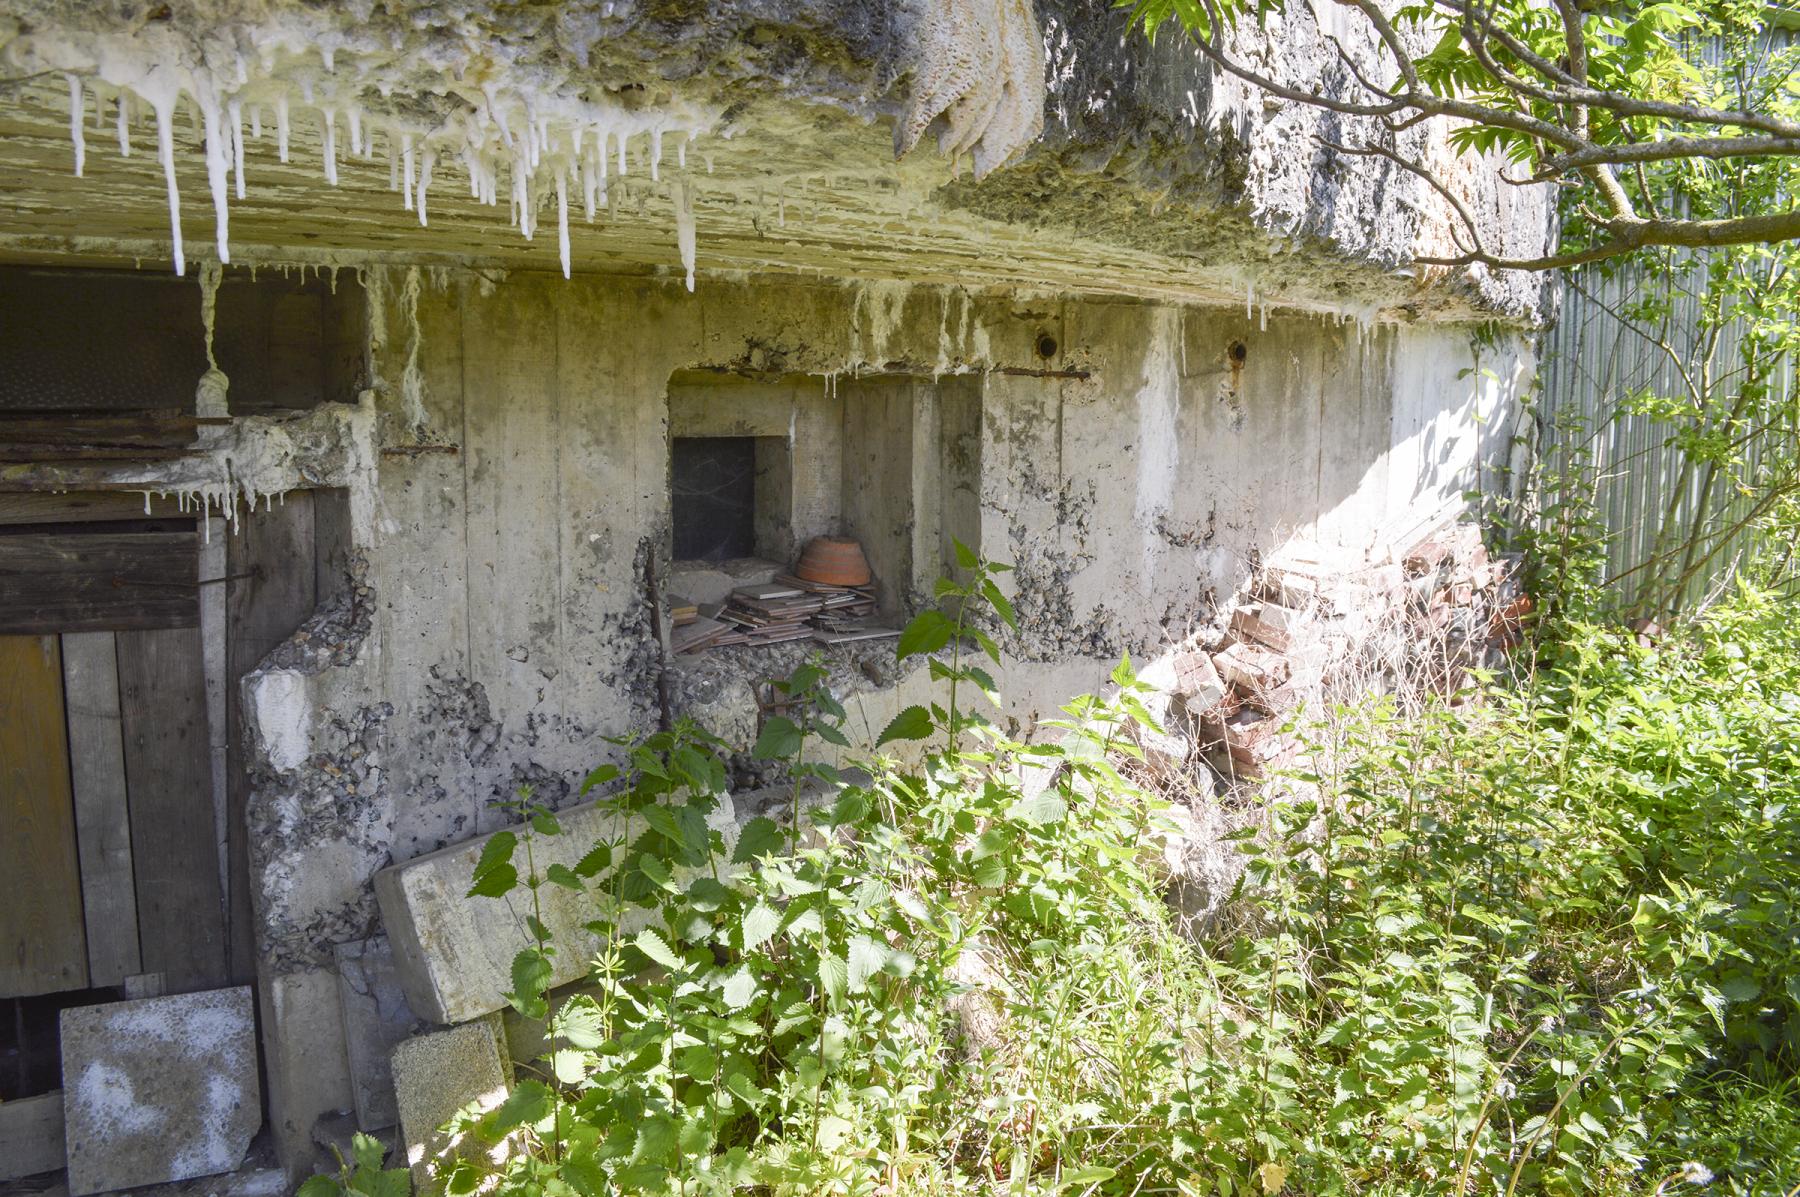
[1034,332,1059,360]
[1227,341,1248,365]
[672,436,757,562]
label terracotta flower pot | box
[796,536,872,587]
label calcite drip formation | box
[2,0,1047,288]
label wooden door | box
[117,626,226,993]
[0,635,87,997]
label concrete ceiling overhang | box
[0,0,1552,324]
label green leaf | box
[578,764,620,795]
[741,901,782,953]
[877,705,934,745]
[1018,789,1068,825]
[350,1131,387,1173]
[685,876,732,910]
[953,537,979,569]
[972,855,1008,887]
[572,841,612,877]
[440,1163,483,1197]
[509,948,554,1017]
[466,831,517,898]
[476,1080,555,1142]
[724,1068,764,1108]
[637,854,676,892]
[551,1049,589,1085]
[981,577,1018,630]
[752,715,803,761]
[1721,974,1760,1002]
[677,1043,718,1078]
[732,816,785,864]
[817,951,847,1008]
[560,1156,609,1197]
[897,609,955,662]
[1057,1166,1117,1192]
[298,1178,339,1197]
[632,1114,677,1164]
[847,934,887,993]
[635,927,683,971]
[531,812,562,836]
[465,862,516,899]
[552,998,608,1049]
[720,966,759,1010]
[544,863,583,891]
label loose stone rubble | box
[1119,517,1523,935]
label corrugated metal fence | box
[1537,256,1796,616]
[1536,25,1799,616]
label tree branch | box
[1418,208,1800,271]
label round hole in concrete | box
[1228,340,1248,365]
[1035,331,1059,359]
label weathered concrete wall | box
[234,267,1529,1171]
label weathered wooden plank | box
[223,493,316,983]
[0,491,181,526]
[62,630,142,986]
[0,1089,65,1179]
[0,531,198,633]
[117,626,227,993]
[0,445,191,464]
[0,635,88,997]
[0,409,199,448]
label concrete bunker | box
[0,0,1555,1186]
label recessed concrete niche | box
[666,370,983,615]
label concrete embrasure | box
[390,1018,512,1192]
[59,987,260,1196]
[335,936,421,1132]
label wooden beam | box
[0,1090,65,1180]
[0,491,183,526]
[0,530,198,634]
[0,635,88,998]
[0,409,200,448]
[62,630,142,987]
[117,626,227,993]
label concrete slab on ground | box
[59,987,260,1196]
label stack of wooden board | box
[671,577,896,656]
[714,582,825,646]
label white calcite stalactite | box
[200,90,231,263]
[66,74,85,176]
[556,170,571,278]
[673,177,696,292]
[153,98,185,276]
[8,7,727,286]
[229,98,246,199]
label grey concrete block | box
[335,936,420,1132]
[391,1020,511,1191]
[375,795,739,1025]
[59,988,260,1196]
[260,967,355,1183]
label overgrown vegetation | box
[320,533,1800,1197]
